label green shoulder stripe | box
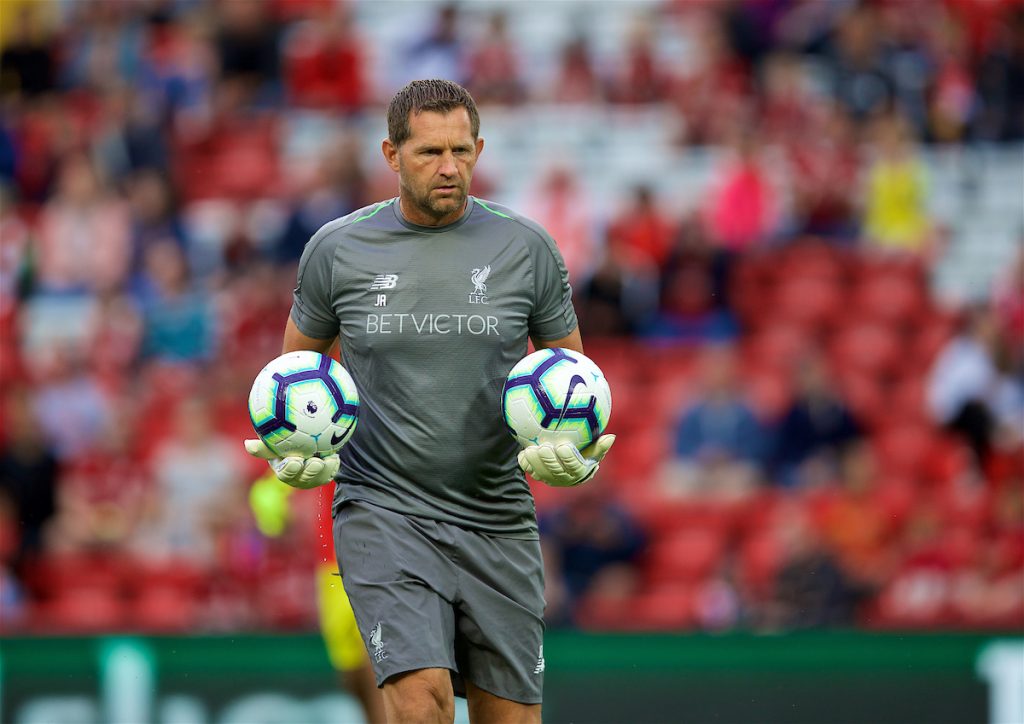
[473,198,513,220]
[352,198,395,223]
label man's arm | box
[519,325,615,487]
[283,316,337,355]
[532,326,584,355]
[245,317,342,489]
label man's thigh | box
[334,501,459,686]
[451,527,546,705]
[466,680,541,724]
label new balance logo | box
[533,644,545,675]
[369,274,398,291]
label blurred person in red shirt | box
[463,11,525,106]
[607,18,668,105]
[284,3,366,111]
[525,165,600,286]
[550,35,603,104]
[666,9,749,145]
[786,104,861,240]
[992,246,1024,375]
[607,185,675,270]
[47,403,150,555]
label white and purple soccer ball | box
[501,348,612,450]
[248,351,359,459]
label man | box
[245,79,614,723]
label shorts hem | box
[462,674,543,705]
[377,662,457,689]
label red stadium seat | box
[645,527,726,585]
[131,586,199,632]
[830,322,903,378]
[772,276,846,330]
[629,583,697,630]
[42,589,127,633]
[873,424,939,479]
[852,273,926,327]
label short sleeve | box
[528,227,578,341]
[290,229,340,340]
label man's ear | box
[475,136,484,159]
[382,138,400,173]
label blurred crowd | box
[0,0,1022,634]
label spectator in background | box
[47,404,150,555]
[60,0,146,90]
[661,345,768,501]
[826,5,894,124]
[526,165,600,285]
[551,35,603,104]
[215,0,281,104]
[927,306,1024,471]
[862,112,932,256]
[758,502,866,629]
[704,126,779,251]
[464,12,525,106]
[0,4,55,97]
[137,240,216,364]
[540,481,646,626]
[973,6,1024,142]
[92,85,169,185]
[772,353,862,488]
[36,152,132,294]
[283,3,366,111]
[576,235,659,337]
[608,18,668,105]
[401,3,464,86]
[0,388,58,567]
[139,396,248,565]
[126,169,186,264]
[786,104,860,240]
[645,215,737,341]
[667,10,749,145]
[608,185,676,270]
[30,347,112,463]
[817,443,898,586]
[926,12,976,143]
[992,247,1024,376]
[275,131,367,263]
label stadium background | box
[0,0,1022,722]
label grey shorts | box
[333,500,546,704]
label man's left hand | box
[518,434,616,487]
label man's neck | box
[398,194,468,228]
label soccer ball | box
[248,351,359,459]
[501,348,612,450]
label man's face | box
[383,108,483,226]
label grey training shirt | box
[290,197,578,538]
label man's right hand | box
[244,439,340,489]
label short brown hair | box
[387,79,480,146]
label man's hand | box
[244,439,340,490]
[517,434,615,487]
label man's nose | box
[438,151,458,177]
